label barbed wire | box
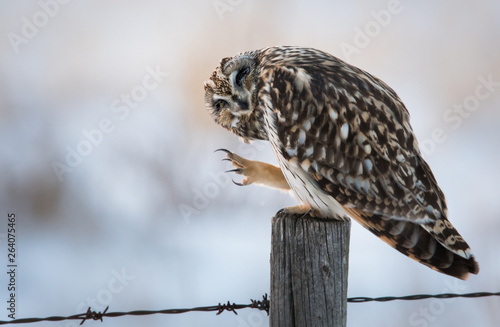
[0,294,270,325]
[347,291,500,303]
[0,292,499,325]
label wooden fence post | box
[270,211,351,327]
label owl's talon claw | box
[214,148,231,154]
[301,209,315,219]
[232,180,244,186]
[226,168,242,174]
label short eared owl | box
[204,46,478,280]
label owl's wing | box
[264,61,443,222]
[260,60,478,279]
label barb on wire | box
[217,301,238,315]
[80,306,108,325]
[0,292,498,325]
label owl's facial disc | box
[204,55,256,132]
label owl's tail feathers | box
[345,208,479,280]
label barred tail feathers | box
[345,208,479,280]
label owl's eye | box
[213,99,228,112]
[235,67,250,87]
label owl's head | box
[204,52,266,141]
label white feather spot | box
[328,108,338,120]
[425,205,436,216]
[311,160,318,171]
[288,157,299,166]
[363,159,373,172]
[286,147,297,157]
[340,123,349,140]
[356,133,371,153]
[297,129,306,145]
[303,119,312,131]
[362,180,371,193]
[294,69,311,92]
[353,178,362,192]
[319,147,326,160]
[304,146,314,157]
[300,159,311,171]
[356,133,367,145]
[357,163,363,175]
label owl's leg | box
[216,149,290,190]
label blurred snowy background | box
[0,0,499,326]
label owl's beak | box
[231,95,250,112]
[236,99,249,110]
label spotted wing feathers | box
[259,47,478,279]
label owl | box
[204,46,479,280]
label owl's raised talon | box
[215,148,290,190]
[217,149,255,186]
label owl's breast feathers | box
[256,49,478,279]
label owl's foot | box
[215,149,290,190]
[216,148,255,186]
[278,205,319,218]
